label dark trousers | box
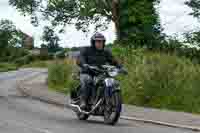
[80,74,94,102]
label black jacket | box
[79,47,120,73]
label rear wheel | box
[104,91,122,125]
[76,112,89,120]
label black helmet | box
[90,32,106,48]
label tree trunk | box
[112,0,121,41]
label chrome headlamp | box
[108,69,119,77]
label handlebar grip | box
[119,68,128,75]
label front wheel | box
[104,91,122,125]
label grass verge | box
[0,63,18,72]
[21,60,51,68]
[47,59,79,94]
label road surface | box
[0,69,196,133]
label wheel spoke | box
[103,92,121,125]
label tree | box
[185,0,200,19]
[42,26,60,53]
[0,19,24,56]
[185,0,200,46]
[184,31,200,46]
[9,0,120,38]
[120,0,164,48]
[9,0,161,47]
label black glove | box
[83,64,90,71]
[116,64,123,69]
[119,67,128,75]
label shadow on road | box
[54,116,132,128]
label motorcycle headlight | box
[108,70,118,77]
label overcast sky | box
[0,0,200,47]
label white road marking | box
[121,116,200,132]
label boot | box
[80,97,87,110]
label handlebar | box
[84,64,116,70]
[83,64,128,75]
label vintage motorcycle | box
[69,64,127,125]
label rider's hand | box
[119,67,128,75]
[83,64,90,71]
[116,64,128,75]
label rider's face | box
[95,40,104,50]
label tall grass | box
[114,48,200,113]
[47,59,79,94]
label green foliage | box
[184,30,200,46]
[9,0,39,26]
[9,0,113,33]
[125,0,162,48]
[185,0,200,49]
[156,37,200,64]
[22,60,49,68]
[0,19,25,57]
[48,60,79,94]
[14,54,36,66]
[42,26,61,53]
[185,0,200,19]
[9,47,29,61]
[113,47,200,113]
[115,36,200,65]
[0,63,18,72]
[9,0,161,44]
[0,47,29,63]
[0,19,28,64]
[0,19,24,47]
[54,50,66,59]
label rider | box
[78,32,123,110]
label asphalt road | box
[0,69,197,133]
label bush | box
[22,60,49,68]
[39,54,49,60]
[47,59,79,94]
[48,53,54,60]
[0,47,30,63]
[0,56,11,62]
[0,63,17,72]
[54,51,66,59]
[14,54,36,67]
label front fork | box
[104,78,122,113]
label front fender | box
[104,78,120,97]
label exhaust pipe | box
[69,103,90,114]
[69,99,102,115]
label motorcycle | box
[69,64,127,125]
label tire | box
[76,112,90,120]
[104,91,122,125]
